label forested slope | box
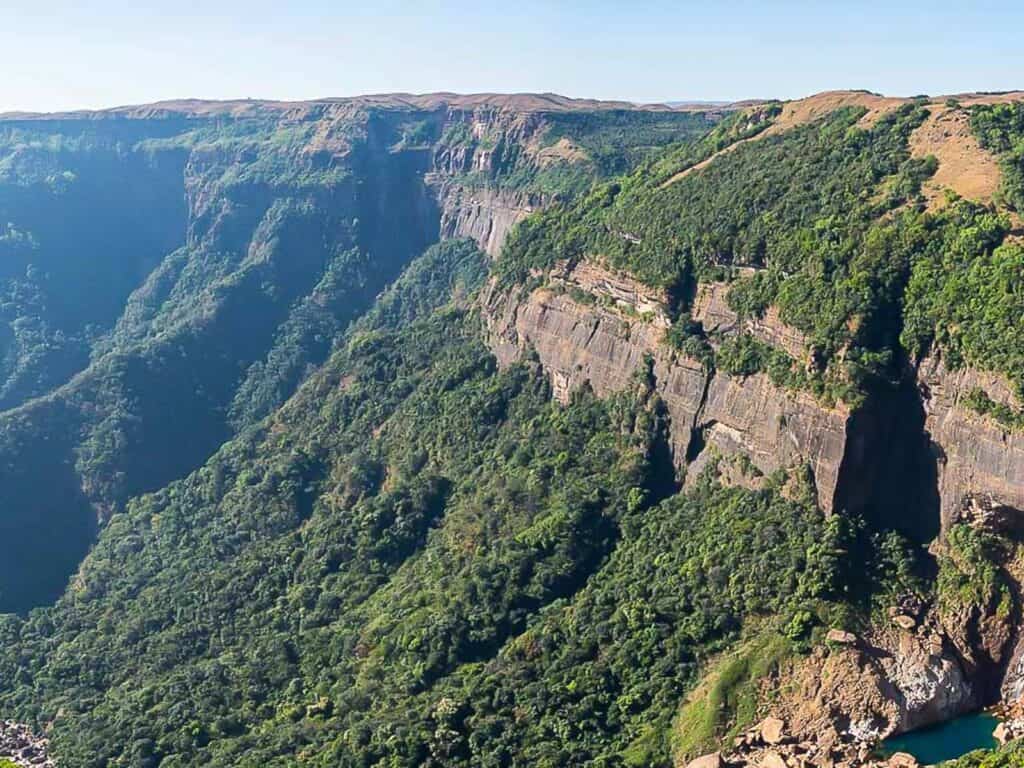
[1,91,1024,768]
[0,98,713,614]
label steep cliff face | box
[483,263,1024,765]
[434,182,538,256]
[484,255,1024,554]
[0,97,717,614]
[427,107,545,255]
[483,261,850,511]
[426,103,718,255]
[689,279,850,509]
[0,120,190,410]
[918,352,1024,532]
[0,110,440,613]
[778,621,980,742]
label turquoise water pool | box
[881,712,999,765]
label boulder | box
[760,751,788,768]
[893,615,917,630]
[826,629,857,645]
[760,716,786,744]
[887,752,919,767]
[685,752,723,768]
[994,721,1009,744]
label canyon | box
[1,89,1023,767]
[0,95,715,613]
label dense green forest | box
[0,237,861,767]
[0,121,189,410]
[0,112,438,613]
[0,102,711,615]
[500,101,1024,404]
[0,94,1023,768]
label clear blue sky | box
[3,0,1023,113]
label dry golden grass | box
[909,106,1002,209]
[766,90,907,131]
[660,90,1024,196]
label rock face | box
[485,262,1024,762]
[435,183,537,256]
[918,351,1024,532]
[484,262,850,510]
[427,107,549,256]
[759,717,786,745]
[781,623,977,741]
[485,261,1024,541]
[719,589,1023,765]
[0,720,54,767]
[692,280,811,361]
[684,752,723,768]
[827,629,858,645]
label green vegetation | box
[499,104,943,402]
[0,232,852,766]
[716,333,810,391]
[542,109,744,179]
[971,102,1024,210]
[0,121,188,410]
[664,313,714,369]
[229,239,488,429]
[503,101,1024,405]
[939,741,1024,767]
[936,524,1013,620]
[672,631,794,762]
[900,204,1022,388]
[2,94,1024,768]
[440,109,720,198]
[963,387,1024,430]
[0,99,732,615]
[0,109,442,613]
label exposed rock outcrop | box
[486,260,1024,545]
[692,280,811,361]
[704,605,1005,766]
[434,183,537,256]
[778,618,978,742]
[485,264,1024,764]
[484,263,849,510]
[918,351,1024,533]
[0,721,54,767]
[426,107,556,255]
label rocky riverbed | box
[685,716,921,768]
[0,721,53,767]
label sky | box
[2,0,1023,113]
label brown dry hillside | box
[775,89,908,129]
[661,89,1024,195]
[909,105,1002,208]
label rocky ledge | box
[686,716,921,768]
[679,503,1024,768]
[918,351,1024,533]
[483,260,849,511]
[0,721,54,767]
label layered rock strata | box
[483,261,849,511]
[918,352,1024,532]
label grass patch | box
[672,630,794,763]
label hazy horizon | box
[3,0,1023,113]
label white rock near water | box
[0,720,54,767]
